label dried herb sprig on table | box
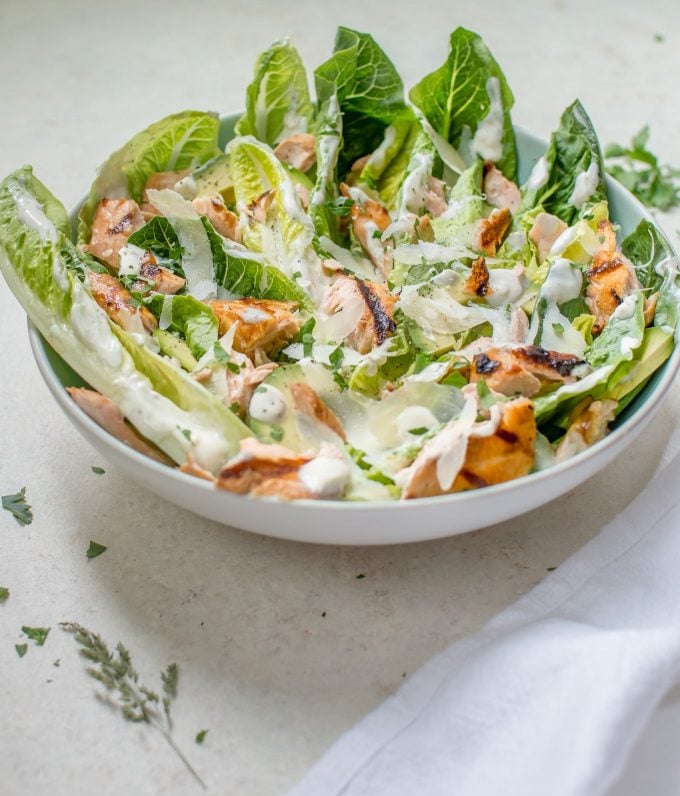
[60,622,205,789]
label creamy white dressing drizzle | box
[118,244,147,277]
[70,282,122,368]
[298,456,350,498]
[526,155,549,191]
[248,383,287,424]
[398,152,434,217]
[568,161,600,209]
[7,182,57,243]
[239,307,271,323]
[472,77,505,163]
[541,258,582,304]
[486,267,526,308]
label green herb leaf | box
[329,346,344,370]
[226,361,240,374]
[605,126,680,210]
[179,428,192,442]
[408,427,428,436]
[552,322,565,336]
[22,625,50,646]
[300,317,316,358]
[91,466,106,475]
[212,342,230,366]
[86,540,108,559]
[2,487,33,526]
[15,643,27,658]
[0,586,9,603]
[326,197,354,217]
[195,729,209,744]
[270,425,284,442]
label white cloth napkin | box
[290,449,680,796]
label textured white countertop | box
[1,1,680,793]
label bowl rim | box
[29,122,680,513]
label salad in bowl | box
[1,26,678,507]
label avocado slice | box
[175,154,234,204]
[153,329,198,372]
[607,325,674,405]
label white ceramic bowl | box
[27,120,680,545]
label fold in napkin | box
[291,451,680,796]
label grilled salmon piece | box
[470,345,585,397]
[143,170,191,198]
[86,271,157,333]
[273,133,317,173]
[323,274,397,354]
[67,388,172,464]
[226,356,278,417]
[476,208,512,256]
[216,438,314,498]
[208,298,301,357]
[290,382,346,440]
[555,398,617,462]
[131,251,186,295]
[528,212,568,263]
[464,257,490,297]
[586,220,642,334]
[423,177,448,217]
[483,163,521,214]
[402,398,536,498]
[83,199,144,269]
[192,195,241,242]
[341,184,393,278]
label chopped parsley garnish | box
[213,342,231,366]
[329,346,344,369]
[475,379,495,409]
[2,487,33,526]
[605,126,680,210]
[179,428,192,442]
[408,427,428,436]
[552,322,565,336]
[654,33,664,42]
[300,317,316,358]
[371,229,383,239]
[270,425,284,442]
[442,372,467,388]
[91,466,106,475]
[254,386,268,395]
[292,270,302,280]
[0,586,9,603]
[229,402,241,414]
[327,196,354,216]
[15,643,27,658]
[226,361,240,374]
[22,626,50,646]
[195,729,209,744]
[86,540,108,559]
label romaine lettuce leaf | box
[587,292,645,368]
[520,101,606,225]
[409,27,517,180]
[227,135,322,301]
[202,218,312,308]
[315,26,407,173]
[309,93,343,240]
[235,39,314,146]
[78,111,220,243]
[0,167,248,469]
[621,219,672,292]
[127,215,184,274]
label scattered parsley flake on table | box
[15,643,27,658]
[0,586,9,603]
[2,487,33,526]
[605,126,680,210]
[195,729,209,744]
[22,626,50,646]
[86,540,108,559]
[91,466,106,475]
[60,622,205,789]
